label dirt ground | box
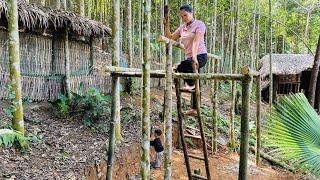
[152,149,305,180]
[0,88,313,179]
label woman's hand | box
[192,57,199,72]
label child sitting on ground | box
[150,129,164,170]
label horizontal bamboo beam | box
[158,36,221,60]
[173,73,244,81]
[111,71,165,78]
[105,66,164,74]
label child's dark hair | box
[154,129,162,136]
[180,4,193,13]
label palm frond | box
[0,129,29,149]
[266,93,320,176]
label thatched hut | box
[0,1,115,101]
[259,54,320,105]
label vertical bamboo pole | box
[8,0,25,134]
[255,6,260,70]
[62,0,67,10]
[250,0,257,69]
[141,0,151,179]
[126,0,133,93]
[255,75,261,166]
[229,0,236,149]
[164,42,173,179]
[221,12,225,73]
[268,0,273,110]
[211,0,218,154]
[107,0,121,179]
[239,66,253,180]
[64,29,72,99]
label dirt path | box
[152,149,303,180]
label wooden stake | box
[238,66,253,180]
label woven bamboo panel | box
[70,75,111,94]
[0,73,63,101]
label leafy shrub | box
[56,83,112,127]
[0,129,28,149]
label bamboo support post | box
[238,66,253,180]
[164,42,173,179]
[107,0,121,179]
[211,56,219,153]
[140,0,151,179]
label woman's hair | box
[180,4,193,13]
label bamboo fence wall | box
[0,29,161,101]
[0,30,111,101]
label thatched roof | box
[259,54,314,79]
[0,0,111,37]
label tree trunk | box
[250,0,257,68]
[62,0,67,10]
[41,0,46,6]
[8,0,25,135]
[255,6,260,69]
[56,0,61,9]
[164,42,173,179]
[106,0,122,179]
[308,35,320,107]
[125,0,133,93]
[269,0,273,110]
[141,0,151,179]
[76,0,85,16]
[229,0,236,150]
[211,0,218,154]
[87,0,91,18]
[304,11,310,45]
[238,67,253,180]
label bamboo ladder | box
[175,76,211,180]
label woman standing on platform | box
[165,4,207,116]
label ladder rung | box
[188,154,205,160]
[184,134,201,139]
[192,174,207,180]
[179,88,195,93]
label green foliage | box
[3,85,17,119]
[266,93,320,176]
[55,83,112,130]
[0,129,28,149]
[57,93,69,115]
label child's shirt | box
[150,137,164,152]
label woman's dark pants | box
[176,53,207,109]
